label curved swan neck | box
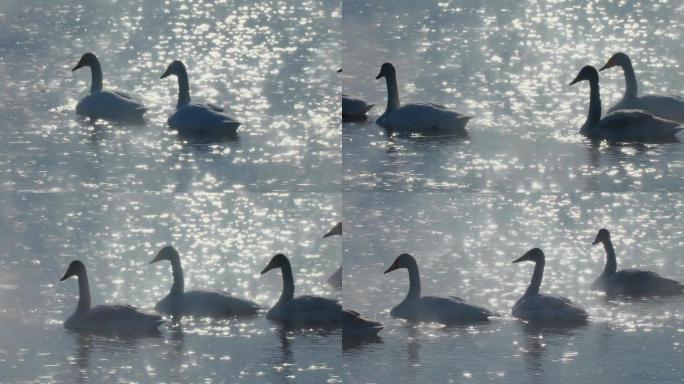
[175,66,191,109]
[586,79,602,127]
[384,72,400,114]
[522,259,544,299]
[601,240,618,277]
[168,257,185,295]
[620,61,638,99]
[89,58,103,93]
[403,260,421,303]
[76,269,91,313]
[278,260,295,304]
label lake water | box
[0,0,340,193]
[342,0,684,192]
[0,192,341,383]
[342,192,684,384]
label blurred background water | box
[342,192,684,384]
[0,192,341,383]
[0,0,340,192]
[342,0,684,192]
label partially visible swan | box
[343,309,383,337]
[599,52,684,123]
[570,65,681,143]
[149,245,259,318]
[261,253,341,326]
[338,69,374,120]
[72,53,147,122]
[512,248,588,323]
[375,63,472,134]
[591,228,683,296]
[160,60,241,136]
[384,253,493,324]
[60,260,165,332]
[323,222,342,288]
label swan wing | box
[168,103,241,134]
[609,94,684,123]
[606,269,683,296]
[513,294,587,322]
[76,305,164,331]
[159,291,259,317]
[343,309,383,337]
[76,90,147,121]
[598,110,681,143]
[379,103,471,133]
[396,296,491,323]
[342,95,374,118]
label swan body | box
[343,309,383,337]
[261,253,341,326]
[323,222,342,288]
[72,53,147,122]
[512,248,588,323]
[149,246,259,318]
[342,95,374,119]
[570,65,681,143]
[161,61,241,136]
[60,260,164,332]
[384,253,492,324]
[376,63,472,134]
[591,228,683,296]
[600,52,684,123]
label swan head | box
[160,60,186,79]
[513,248,545,264]
[149,245,180,264]
[323,222,342,238]
[72,53,98,72]
[60,260,86,281]
[376,63,396,80]
[570,65,599,86]
[384,253,416,274]
[261,253,290,274]
[599,52,631,71]
[592,228,611,245]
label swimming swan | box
[323,222,342,289]
[375,63,472,134]
[591,228,683,296]
[72,53,147,122]
[338,69,374,120]
[599,52,684,123]
[261,253,341,326]
[343,309,383,337]
[512,248,588,323]
[384,253,493,324]
[60,260,164,332]
[160,60,241,136]
[570,65,681,143]
[149,245,259,318]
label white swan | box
[570,65,681,143]
[323,222,342,289]
[384,253,493,324]
[149,246,259,318]
[591,228,683,296]
[600,52,684,123]
[261,253,341,326]
[512,248,588,323]
[375,63,472,134]
[160,60,241,136]
[72,53,147,122]
[60,260,165,332]
[343,309,383,337]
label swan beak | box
[512,254,528,263]
[160,69,171,79]
[569,74,582,86]
[592,236,600,245]
[375,72,383,80]
[72,63,83,72]
[599,59,614,72]
[384,261,399,274]
[149,254,162,264]
[59,271,72,281]
[261,263,275,275]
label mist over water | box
[342,0,684,192]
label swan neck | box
[403,261,421,303]
[76,269,91,313]
[278,262,295,304]
[176,67,191,109]
[384,72,400,113]
[586,79,601,126]
[89,59,103,93]
[522,259,544,299]
[602,240,618,277]
[170,257,185,295]
[622,62,638,99]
